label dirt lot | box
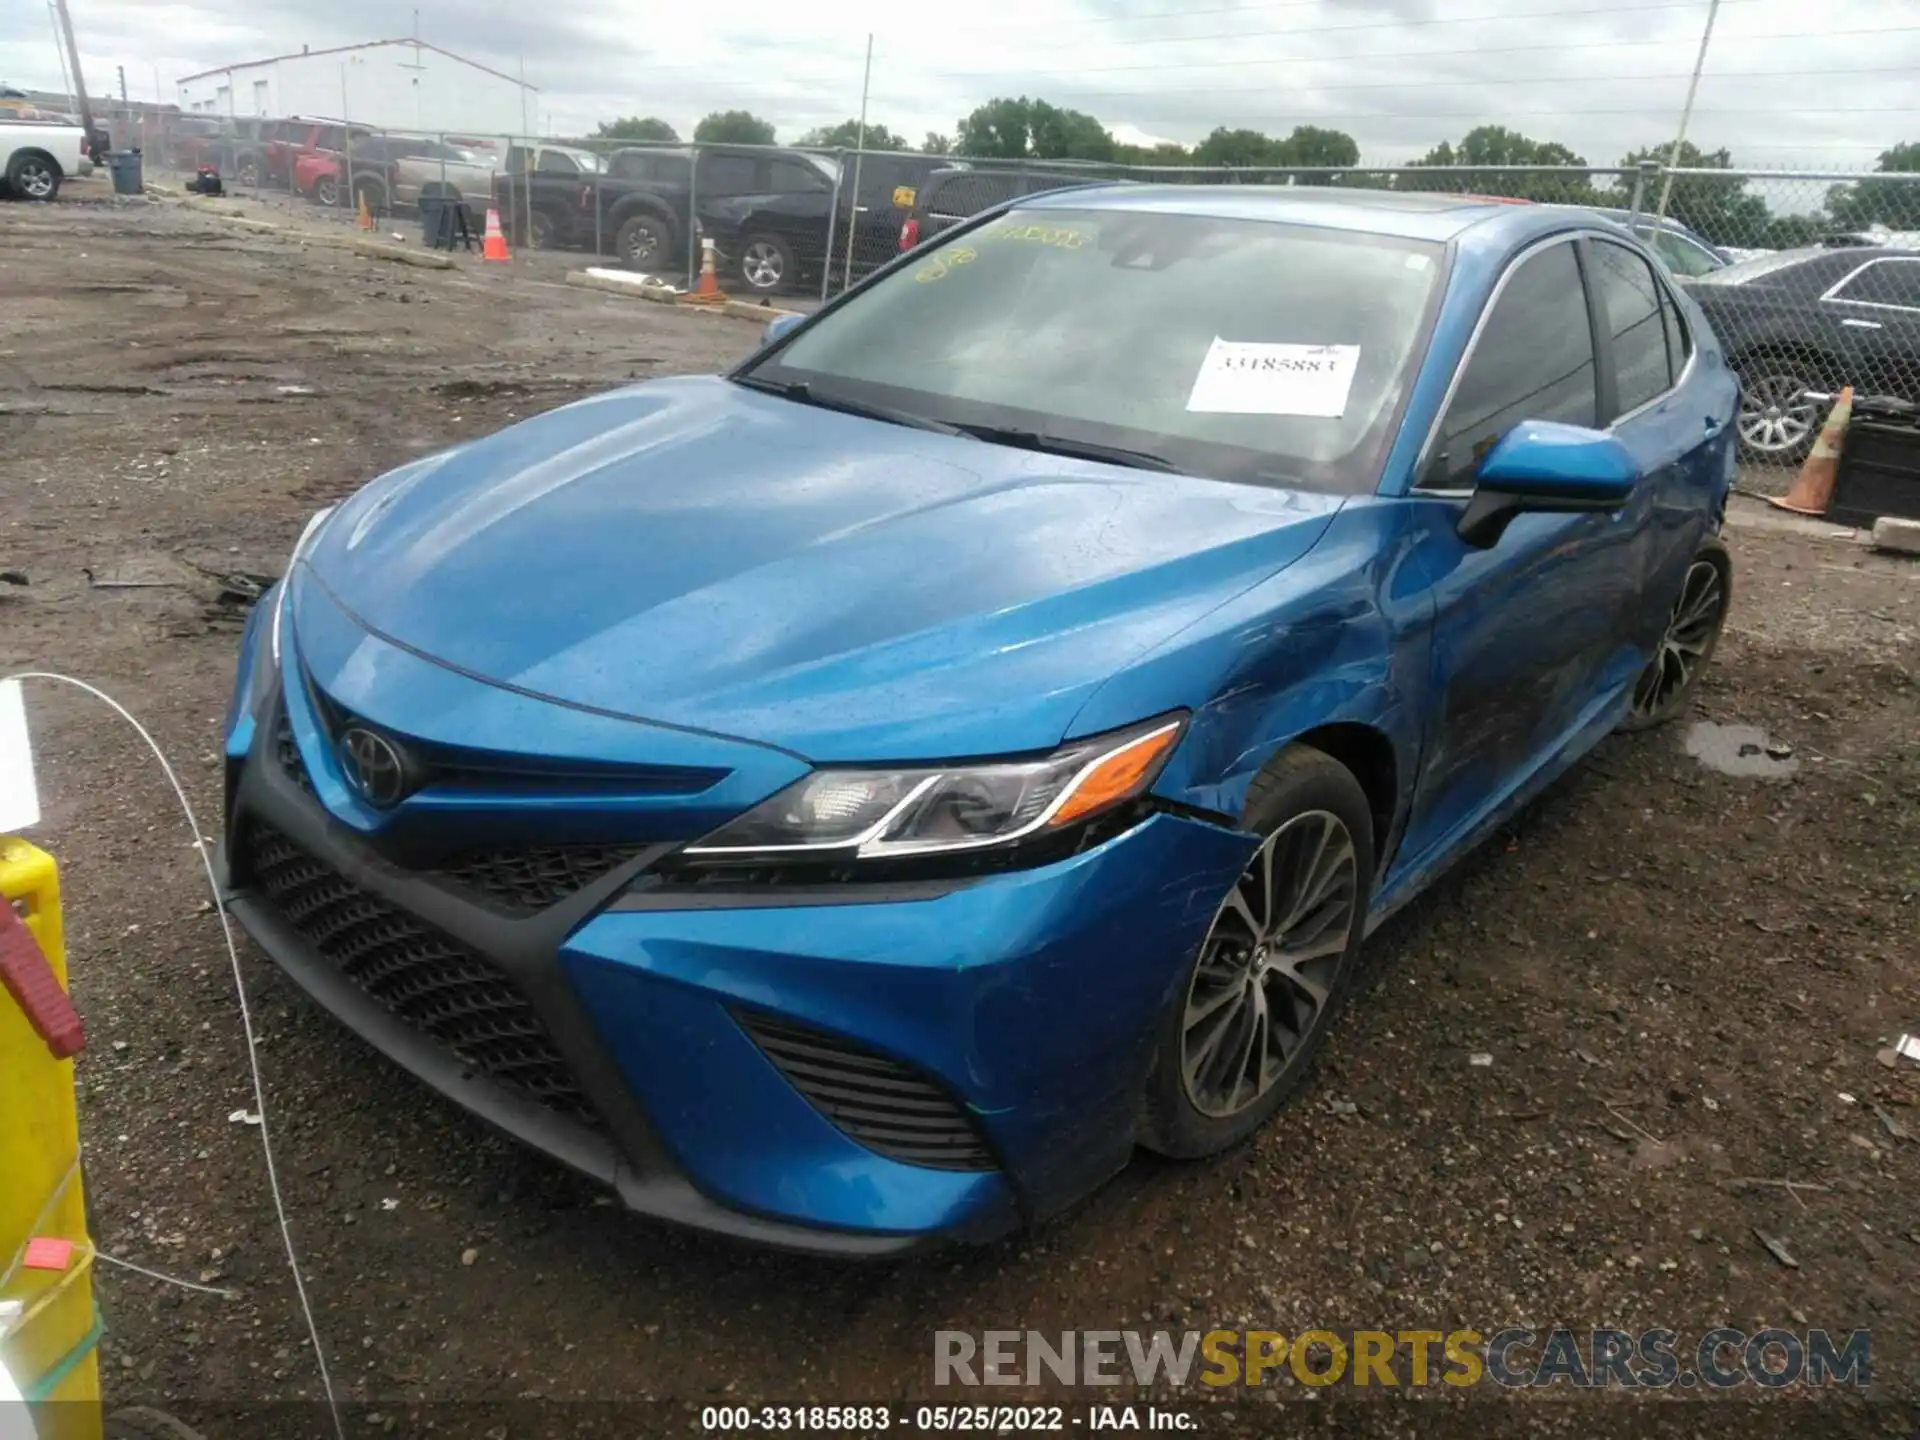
[3,188,1919,1435]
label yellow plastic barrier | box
[1,837,103,1440]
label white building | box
[176,39,537,136]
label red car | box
[255,118,371,190]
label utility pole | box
[1654,0,1720,220]
[840,33,873,293]
[49,0,98,146]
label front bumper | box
[219,610,1252,1252]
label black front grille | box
[739,1013,995,1172]
[245,824,600,1127]
[273,710,315,795]
[436,846,647,917]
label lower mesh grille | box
[245,824,600,1127]
[436,847,647,917]
[738,1013,995,1171]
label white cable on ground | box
[4,671,343,1440]
[94,1251,241,1301]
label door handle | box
[1842,318,1883,330]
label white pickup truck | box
[1,121,85,202]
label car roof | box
[1017,183,1597,246]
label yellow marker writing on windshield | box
[990,224,1087,249]
[914,247,978,283]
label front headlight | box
[684,716,1184,862]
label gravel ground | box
[3,193,1918,1436]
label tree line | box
[590,109,1920,247]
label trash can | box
[105,150,143,197]
[418,192,448,248]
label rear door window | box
[1427,238,1597,487]
[537,149,579,175]
[1588,240,1675,416]
[701,155,763,195]
[1833,258,1920,312]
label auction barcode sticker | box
[1186,338,1360,417]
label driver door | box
[1393,234,1647,870]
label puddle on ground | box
[1684,722,1801,779]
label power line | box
[602,0,1771,75]
[902,0,1773,50]
[914,24,1920,81]
[865,64,1920,107]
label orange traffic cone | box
[482,208,511,263]
[1768,386,1852,517]
[681,237,725,306]
[356,190,374,231]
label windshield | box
[744,206,1446,493]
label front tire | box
[1734,363,1823,463]
[739,233,795,293]
[313,174,340,208]
[1619,538,1732,731]
[1142,745,1373,1159]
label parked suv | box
[898,166,1102,251]
[699,147,955,293]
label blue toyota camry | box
[219,187,1738,1254]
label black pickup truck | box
[494,143,957,292]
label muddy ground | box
[2,188,1918,1436]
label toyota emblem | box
[338,726,410,807]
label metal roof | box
[177,39,535,92]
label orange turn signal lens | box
[1046,721,1183,831]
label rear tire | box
[1141,745,1373,1159]
[615,213,671,269]
[1618,538,1732,732]
[6,151,61,202]
[739,233,795,293]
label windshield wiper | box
[733,375,964,436]
[953,424,1181,473]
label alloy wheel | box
[1181,810,1358,1118]
[1737,373,1818,456]
[315,176,339,208]
[15,159,56,200]
[742,241,785,290]
[1629,556,1727,722]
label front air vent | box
[737,1012,996,1171]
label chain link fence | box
[141,113,1920,493]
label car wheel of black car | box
[6,151,60,203]
[1618,538,1731,733]
[525,209,560,249]
[1142,745,1372,1159]
[352,176,387,214]
[616,213,671,270]
[1734,360,1825,463]
[739,234,794,293]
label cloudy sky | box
[4,0,1915,167]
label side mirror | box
[761,312,805,348]
[1457,421,1637,549]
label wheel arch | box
[8,147,62,178]
[1288,722,1398,869]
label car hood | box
[299,377,1343,761]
